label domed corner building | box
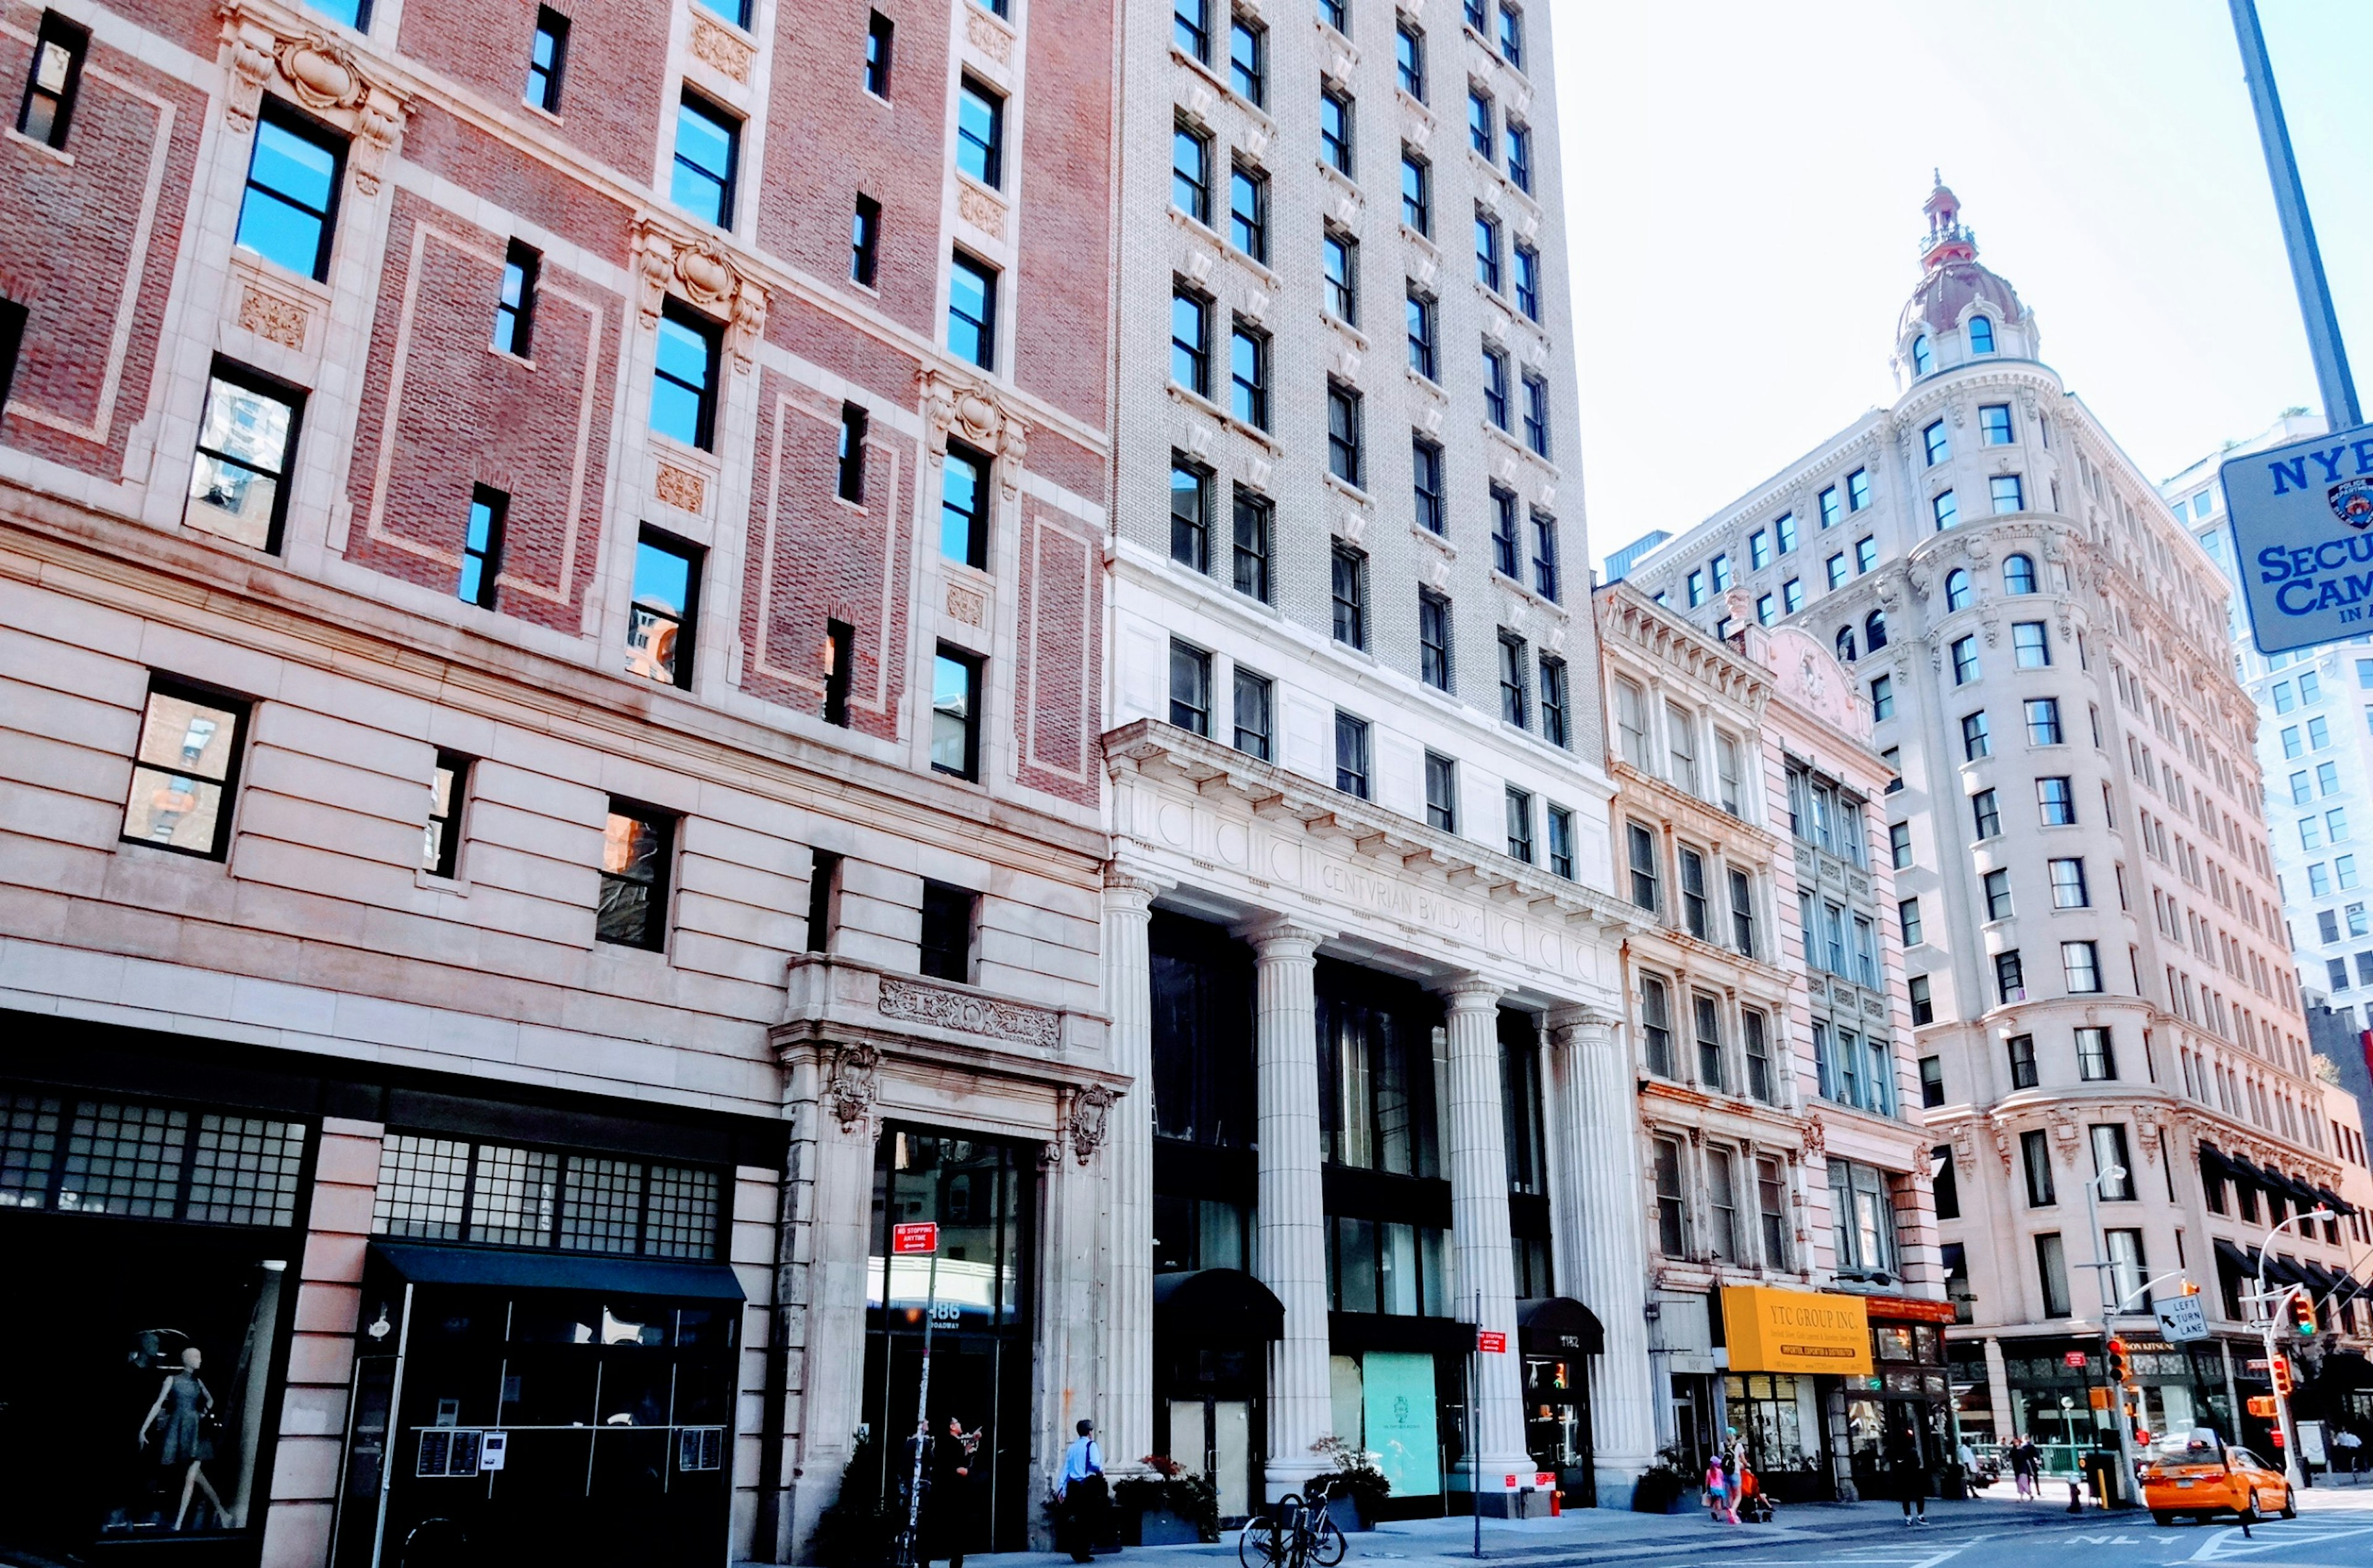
[1621,180,2366,1483]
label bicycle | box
[1237,1480,1349,1568]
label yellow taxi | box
[2139,1428,2295,1525]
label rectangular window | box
[0,296,21,415]
[2036,775,2075,826]
[1889,822,1911,867]
[1952,635,1979,685]
[805,851,840,953]
[1400,148,1431,234]
[672,91,739,226]
[918,882,976,983]
[2013,620,2050,667]
[2036,1232,2070,1317]
[864,11,895,96]
[1233,667,1273,760]
[1992,473,2024,513]
[1652,1134,1686,1255]
[838,403,870,503]
[822,620,854,727]
[2026,696,2062,744]
[1334,710,1371,798]
[2062,940,2101,993]
[1626,821,1659,911]
[121,678,250,859]
[1995,948,2024,1002]
[930,648,983,780]
[1693,991,1724,1090]
[1229,319,1269,429]
[1497,1,1525,64]
[2091,1123,2134,1200]
[1321,229,1358,322]
[1855,536,1877,573]
[490,241,541,361]
[1870,674,1895,721]
[1233,15,1272,103]
[1547,805,1574,880]
[185,363,303,553]
[1513,243,1540,320]
[1327,380,1363,485]
[1490,487,1521,577]
[1979,403,2013,445]
[1171,463,1211,571]
[1539,655,1570,748]
[949,251,997,369]
[1522,373,1550,457]
[696,0,748,27]
[1232,487,1272,602]
[1505,120,1531,190]
[1932,489,1960,531]
[1467,85,1493,158]
[1418,588,1453,691]
[1396,17,1424,98]
[2019,1128,2057,1209]
[1899,896,1923,946]
[1847,468,1871,509]
[1331,543,1368,649]
[1171,286,1211,395]
[1230,161,1268,260]
[2049,857,2087,908]
[1984,867,2013,920]
[1483,347,1511,429]
[597,801,674,950]
[1783,578,1804,613]
[1497,632,1529,728]
[851,193,881,285]
[526,7,569,112]
[651,300,721,449]
[1319,0,1347,32]
[1169,640,1212,736]
[17,11,88,146]
[1320,86,1353,174]
[1706,1145,1739,1262]
[1971,788,2000,839]
[1757,1154,1788,1263]
[940,441,990,569]
[959,77,1005,187]
[1909,974,1933,1025]
[1424,751,1458,832]
[1727,866,1756,956]
[1405,289,1437,379]
[1411,436,1447,533]
[2008,1032,2038,1090]
[2076,1026,2117,1081]
[459,486,506,609]
[1678,846,1709,940]
[627,529,701,689]
[1473,208,1501,292]
[1171,118,1209,222]
[237,101,345,280]
[1505,786,1534,864]
[1175,0,1209,60]
[423,752,469,877]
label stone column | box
[1102,867,1164,1476]
[1549,1006,1657,1506]
[1983,1335,2015,1444]
[1439,975,1532,1503]
[1240,917,1332,1497]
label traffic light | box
[2248,1396,2278,1417]
[2106,1338,2131,1385]
[2272,1355,2296,1397]
[2291,1292,2318,1338]
[2181,1280,2202,1296]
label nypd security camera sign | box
[2225,423,2373,654]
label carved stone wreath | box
[825,1044,881,1134]
[1068,1084,1117,1167]
[634,219,769,371]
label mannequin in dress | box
[138,1346,227,1529]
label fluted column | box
[1439,975,1531,1496]
[1549,1006,1656,1505]
[1102,867,1164,1475]
[1240,916,1331,1498]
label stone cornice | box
[772,953,1119,1087]
[1594,583,1773,712]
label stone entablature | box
[773,953,1112,1092]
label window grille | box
[375,1133,720,1259]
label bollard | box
[2068,1479,2083,1514]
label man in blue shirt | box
[1055,1418,1106,1561]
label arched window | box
[1945,568,1973,611]
[2004,553,2038,595]
[1865,610,1889,651]
[1836,626,1857,662]
[1911,334,1933,376]
[1968,315,1995,355]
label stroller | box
[1738,1465,1777,1524]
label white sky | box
[1553,0,2373,568]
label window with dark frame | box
[1424,751,1457,832]
[1170,458,1210,572]
[597,800,674,950]
[1505,119,1531,191]
[459,486,505,609]
[1319,0,1347,32]
[1229,12,1266,103]
[1505,785,1534,864]
[1547,804,1574,879]
[120,677,250,859]
[918,882,976,983]
[1418,588,1453,691]
[651,300,721,449]
[423,752,470,878]
[185,362,303,554]
[694,0,750,29]
[1474,208,1501,290]
[822,620,854,727]
[671,90,739,227]
[1521,372,1550,456]
[1322,229,1358,324]
[1334,709,1371,798]
[1531,510,1560,600]
[805,851,840,953]
[941,440,991,568]
[1513,243,1540,320]
[1467,84,1492,158]
[1326,380,1363,486]
[1229,318,1269,429]
[1230,161,1268,260]
[1175,0,1210,59]
[1406,287,1437,379]
[1319,86,1353,174]
[1171,285,1211,396]
[526,7,569,112]
[949,250,997,369]
[1330,542,1368,649]
[1396,18,1425,99]
[0,298,25,415]
[864,11,895,96]
[851,193,881,285]
[958,77,1005,188]
[1497,631,1528,729]
[930,647,983,780]
[626,529,701,689]
[1169,639,1212,736]
[1232,486,1272,602]
[1490,486,1520,576]
[1539,655,1569,748]
[18,10,88,147]
[493,239,539,357]
[1483,345,1510,428]
[237,100,345,280]
[1400,147,1431,233]
[838,402,869,503]
[1172,119,1211,223]
[1233,667,1272,760]
[1411,436,1447,533]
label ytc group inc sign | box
[2225,424,2373,654]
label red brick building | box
[0,0,1116,1564]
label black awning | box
[2267,1254,2312,1288]
[2200,1145,2238,1181]
[1154,1269,1285,1344]
[2317,1185,2354,1217]
[2213,1237,2257,1276]
[2301,1261,2342,1296]
[369,1241,747,1300]
[1326,1310,1477,1355]
[1518,1297,1605,1357]
[2270,1168,2322,1208]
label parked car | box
[2139,1429,2295,1525]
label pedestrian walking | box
[1955,1436,1976,1493]
[2011,1434,2039,1499]
[1055,1418,1107,1563]
[1885,1424,1930,1525]
[1704,1454,1736,1524]
[923,1416,975,1568]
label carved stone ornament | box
[964,6,1015,64]
[878,974,1060,1049]
[633,219,769,371]
[957,184,1007,237]
[1951,1123,1979,1174]
[919,367,1030,490]
[237,285,310,350]
[1799,1118,1827,1161]
[825,1044,881,1134]
[945,583,986,626]
[219,5,410,194]
[1068,1084,1117,1166]
[654,463,706,513]
[688,14,754,81]
[1992,1123,2015,1170]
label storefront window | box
[1722,1373,1817,1478]
[373,1134,721,1258]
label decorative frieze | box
[878,975,1062,1048]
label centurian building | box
[1623,182,2362,1475]
[1101,0,1654,1519]
[1596,585,1941,1503]
[0,1,1119,1564]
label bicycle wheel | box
[1309,1511,1348,1568]
[1240,1516,1285,1568]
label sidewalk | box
[963,1491,2117,1568]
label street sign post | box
[892,1221,939,1254]
[2221,423,2373,654]
[2154,1294,2211,1344]
[1477,1331,1507,1354]
[895,1223,941,1568]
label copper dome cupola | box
[1893,175,2034,384]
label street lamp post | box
[2252,1206,2333,1491]
[2078,1166,2141,1507]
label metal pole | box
[2229,0,2362,428]
[2081,1174,2140,1507]
[1471,1290,1483,1559]
[903,1251,941,1568]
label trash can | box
[2084,1449,2127,1509]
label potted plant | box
[1115,1456,1220,1545]
[1310,1435,1390,1530]
[813,1435,892,1567]
[1630,1444,1699,1515]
